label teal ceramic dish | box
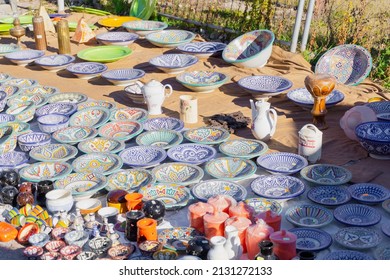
[0,84,22,99]
[145,30,195,48]
[47,92,88,104]
[7,92,47,108]
[77,137,125,154]
[110,107,148,122]
[19,162,73,182]
[69,106,110,128]
[136,130,183,149]
[176,70,228,93]
[152,162,204,186]
[29,143,78,162]
[52,126,98,145]
[8,121,31,136]
[205,157,257,181]
[0,124,17,154]
[98,121,143,142]
[219,139,268,159]
[183,126,230,145]
[77,100,116,111]
[71,152,123,176]
[6,101,36,122]
[300,164,352,186]
[106,169,156,192]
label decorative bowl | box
[23,246,44,259]
[176,70,228,93]
[355,121,390,159]
[72,152,123,175]
[285,204,333,228]
[78,100,116,111]
[35,102,77,118]
[45,240,66,252]
[288,228,333,251]
[69,106,110,128]
[110,107,148,122]
[108,244,135,260]
[64,230,89,248]
[51,227,70,241]
[149,54,198,74]
[222,29,274,68]
[19,162,73,182]
[184,127,230,145]
[122,20,168,38]
[3,78,38,88]
[219,139,268,159]
[29,143,78,162]
[152,162,204,186]
[287,88,345,109]
[124,81,145,104]
[167,143,217,165]
[250,175,306,200]
[143,117,184,132]
[7,92,47,108]
[139,182,192,210]
[88,236,112,256]
[307,185,351,206]
[300,164,352,186]
[366,101,390,114]
[0,124,17,154]
[334,203,381,227]
[34,54,75,71]
[138,240,162,256]
[78,137,125,154]
[6,101,36,122]
[315,44,372,86]
[334,227,381,250]
[152,249,178,260]
[0,85,21,100]
[177,42,227,58]
[37,114,69,133]
[238,75,292,98]
[136,130,183,149]
[191,179,247,202]
[377,113,390,121]
[0,151,29,168]
[60,245,82,260]
[102,68,145,86]
[98,120,143,142]
[29,232,50,247]
[0,44,19,56]
[17,132,51,152]
[205,157,257,181]
[66,62,108,79]
[76,251,98,260]
[158,227,202,247]
[348,183,390,204]
[24,85,59,96]
[45,189,74,213]
[0,113,15,123]
[256,152,308,175]
[244,198,282,215]
[8,121,31,136]
[75,198,102,215]
[47,92,88,104]
[323,250,374,260]
[52,126,98,145]
[106,169,156,192]
[54,173,107,200]
[145,30,196,48]
[5,50,45,66]
[96,32,139,46]
[383,199,390,214]
[120,146,167,168]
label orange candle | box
[137,218,157,242]
[203,211,229,240]
[255,210,282,232]
[125,193,144,211]
[229,201,253,219]
[188,202,214,233]
[225,216,252,253]
[207,195,237,214]
[245,219,274,260]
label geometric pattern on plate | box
[135,130,183,149]
[29,143,78,162]
[77,101,116,111]
[334,227,382,250]
[167,143,217,165]
[0,85,21,98]
[288,228,333,251]
[238,75,292,94]
[34,54,75,68]
[71,152,123,176]
[77,137,125,154]
[256,152,308,175]
[205,157,257,181]
[184,127,230,144]
[0,151,29,167]
[333,203,381,227]
[191,179,247,202]
[149,54,198,72]
[69,106,110,128]
[250,175,306,199]
[35,102,77,117]
[244,197,282,215]
[219,139,268,159]
[106,169,156,192]
[47,92,88,104]
[98,121,143,142]
[52,126,98,144]
[300,164,352,186]
[285,204,333,228]
[7,92,46,108]
[110,107,148,122]
[19,162,73,182]
[348,183,390,204]
[3,78,38,88]
[120,146,167,168]
[66,62,108,75]
[307,185,351,206]
[177,42,226,55]
[145,30,195,47]
[152,162,204,186]
[322,250,374,260]
[53,173,107,197]
[143,117,184,132]
[365,101,390,114]
[287,87,345,109]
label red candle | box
[245,219,274,260]
[225,216,252,253]
[255,210,281,232]
[203,211,229,240]
[188,202,214,233]
[269,230,297,260]
[229,201,253,219]
[207,195,237,214]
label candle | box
[203,211,229,240]
[245,219,274,259]
[229,201,253,219]
[208,195,237,214]
[269,230,297,260]
[225,216,252,253]
[254,210,282,232]
[188,202,214,233]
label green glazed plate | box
[0,24,13,33]
[77,46,132,63]
[0,15,33,24]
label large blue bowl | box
[334,203,381,227]
[250,175,306,200]
[355,121,390,159]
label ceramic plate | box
[69,106,110,128]
[300,164,352,186]
[334,203,382,227]
[177,42,226,57]
[366,101,390,114]
[35,102,77,118]
[143,117,184,132]
[54,173,107,199]
[77,137,125,154]
[219,139,268,159]
[285,204,333,228]
[0,44,19,56]
[0,84,22,98]
[77,46,132,63]
[382,199,390,214]
[152,162,204,186]
[7,92,47,108]
[34,54,75,70]
[334,227,382,250]
[244,198,282,215]
[29,144,78,162]
[184,127,230,145]
[52,126,98,145]
[66,62,107,78]
[77,101,116,111]
[110,107,148,122]
[250,175,306,199]
[23,85,59,96]
[19,162,73,182]
[307,185,351,206]
[3,78,38,88]
[322,250,374,260]
[167,143,217,165]
[287,88,345,109]
[288,228,333,251]
[96,32,139,45]
[98,16,139,28]
[348,183,390,204]
[106,169,156,192]
[149,54,198,74]
[191,179,247,202]
[102,68,145,86]
[238,75,293,95]
[71,152,123,176]
[145,30,196,48]
[205,157,257,181]
[176,71,228,93]
[136,130,183,149]
[139,183,192,210]
[98,121,143,142]
[120,146,167,168]
[0,151,29,168]
[47,92,88,104]
[256,152,308,175]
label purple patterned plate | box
[149,54,198,74]
[66,62,107,79]
[334,203,381,227]
[238,75,292,96]
[120,146,167,168]
[143,117,184,132]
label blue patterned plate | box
[120,146,167,168]
[66,62,107,79]
[0,44,19,56]
[69,106,110,128]
[256,152,308,175]
[177,42,226,58]
[0,113,15,123]
[322,250,374,260]
[184,127,230,145]
[0,84,21,99]
[102,68,145,86]
[106,169,156,192]
[288,228,333,251]
[122,20,168,38]
[152,162,204,186]
[145,30,195,48]
[5,50,45,65]
[149,54,198,74]
[205,157,257,181]
[98,121,143,142]
[365,101,390,114]
[244,198,282,215]
[238,75,292,96]
[287,88,345,109]
[167,143,217,165]
[47,92,88,104]
[77,101,116,111]
[52,126,98,145]
[29,143,78,162]
[78,137,125,154]
[110,107,148,122]
[286,204,333,228]
[334,227,382,250]
[355,121,390,159]
[136,130,183,149]
[96,32,139,46]
[348,183,390,204]
[0,91,7,112]
[34,54,75,71]
[0,151,29,168]
[35,102,77,117]
[307,185,351,206]
[300,164,352,186]
[143,117,184,132]
[19,162,73,182]
[191,179,247,202]
[382,199,390,214]
[176,71,228,93]
[250,175,306,199]
[334,204,381,227]
[219,139,268,159]
[72,152,123,176]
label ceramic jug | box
[250,99,277,141]
[224,225,242,260]
[142,79,173,115]
[298,124,323,163]
[207,236,230,260]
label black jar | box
[0,169,20,188]
[142,200,165,224]
[36,180,54,205]
[125,210,145,242]
[1,185,19,206]
[186,236,210,260]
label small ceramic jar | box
[0,169,20,188]
[18,182,36,194]
[1,185,19,206]
[142,200,165,224]
[16,191,34,207]
[137,218,157,242]
[45,189,74,213]
[138,240,162,256]
[106,189,128,214]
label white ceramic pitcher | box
[298,124,323,163]
[250,99,277,142]
[141,79,173,115]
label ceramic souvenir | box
[29,143,78,162]
[205,157,257,181]
[167,143,217,165]
[122,20,168,38]
[149,54,198,74]
[69,106,110,128]
[45,189,74,213]
[78,137,125,154]
[348,183,390,204]
[285,204,333,228]
[5,49,45,66]
[287,88,345,109]
[298,124,323,163]
[184,127,230,145]
[250,175,306,200]
[136,130,183,149]
[72,152,123,175]
[152,162,204,186]
[106,169,156,192]
[143,117,184,131]
[66,62,108,79]
[334,227,381,250]
[333,203,381,227]
[17,132,51,152]
[120,146,167,168]
[34,54,75,71]
[6,101,36,122]
[300,164,352,186]
[47,92,88,104]
[177,42,226,58]
[250,99,277,141]
[52,126,98,145]
[238,75,292,98]
[244,198,282,215]
[355,121,390,159]
[141,80,172,115]
[256,152,308,175]
[102,68,145,86]
[35,102,77,118]
[3,78,38,88]
[307,186,351,206]
[288,228,333,251]
[37,114,69,134]
[191,180,247,202]
[98,121,143,142]
[145,30,195,48]
[176,70,228,93]
[96,32,139,46]
[77,101,116,111]
[110,107,148,123]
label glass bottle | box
[255,240,278,260]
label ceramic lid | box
[203,211,229,224]
[144,79,163,88]
[270,229,297,244]
[225,216,251,231]
[188,202,214,215]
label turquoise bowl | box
[145,29,195,48]
[77,137,125,154]
[152,162,204,186]
[52,126,98,145]
[219,139,268,159]
[136,130,183,149]
[176,70,228,93]
[205,157,257,181]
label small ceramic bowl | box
[45,240,66,252]
[287,88,345,109]
[28,232,50,247]
[76,251,98,260]
[167,143,217,165]
[0,113,15,123]
[355,121,390,159]
[124,81,145,104]
[238,75,292,98]
[17,223,40,244]
[77,100,116,111]
[47,92,88,104]
[191,179,247,202]
[136,130,183,149]
[23,246,44,259]
[176,70,228,93]
[145,30,195,48]
[205,157,257,181]
[307,185,352,207]
[69,106,110,128]
[64,230,89,248]
[138,240,162,256]
[348,183,390,204]
[106,169,156,192]
[256,152,308,175]
[96,32,139,46]
[177,42,227,58]
[37,113,69,134]
[5,49,45,66]
[285,204,333,228]
[75,198,102,215]
[72,152,123,175]
[110,107,148,122]
[60,245,82,260]
[35,102,77,118]
[149,54,198,74]
[45,189,74,213]
[108,244,135,260]
[122,20,168,38]
[29,143,78,162]
[102,68,145,86]
[300,164,352,186]
[366,101,390,114]
[288,228,333,252]
[66,62,108,79]
[88,236,112,256]
[52,126,98,145]
[17,131,51,152]
[120,146,167,168]
[219,139,268,159]
[184,126,230,145]
[77,137,125,154]
[6,101,36,122]
[98,120,143,142]
[51,227,70,241]
[152,249,178,260]
[34,54,76,71]
[143,117,184,132]
[0,151,29,168]
[334,203,381,227]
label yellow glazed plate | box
[98,16,140,28]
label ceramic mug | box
[180,95,198,124]
[125,193,143,211]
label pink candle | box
[225,216,252,253]
[229,201,253,219]
[203,211,229,240]
[207,195,237,214]
[188,202,214,233]
[245,219,274,260]
[255,210,282,232]
[269,230,297,260]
